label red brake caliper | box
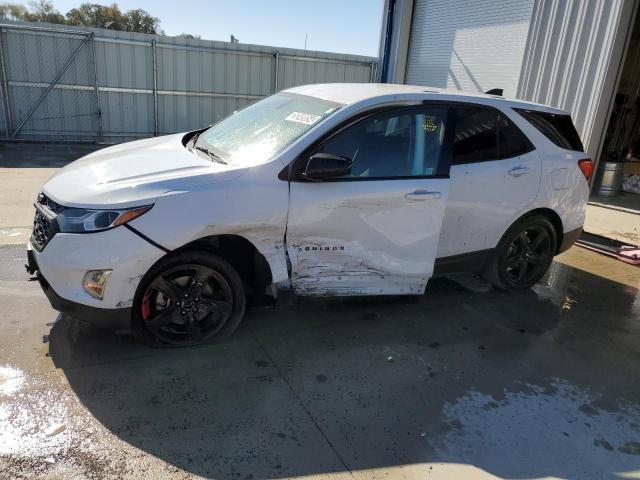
[141,290,152,321]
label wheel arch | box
[502,208,564,253]
[171,234,274,299]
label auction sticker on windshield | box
[285,112,322,125]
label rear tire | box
[483,215,557,291]
[132,250,246,346]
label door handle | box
[405,190,442,200]
[508,166,530,177]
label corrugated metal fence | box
[0,21,377,143]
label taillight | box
[578,158,594,180]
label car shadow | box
[48,263,640,479]
[0,142,104,168]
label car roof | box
[285,83,569,115]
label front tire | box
[483,215,557,291]
[132,251,246,346]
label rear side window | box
[453,108,497,164]
[452,107,533,164]
[498,115,531,158]
[514,109,584,152]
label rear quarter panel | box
[535,150,589,233]
[504,107,589,237]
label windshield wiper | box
[194,145,228,164]
[189,131,201,146]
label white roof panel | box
[285,83,568,115]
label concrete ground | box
[0,143,102,246]
[590,191,640,214]
[585,203,640,245]
[587,190,640,244]
[1,143,640,479]
[2,243,640,479]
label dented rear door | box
[286,104,452,296]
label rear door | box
[285,105,453,296]
[436,105,541,258]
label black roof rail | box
[485,88,503,96]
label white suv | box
[26,83,592,345]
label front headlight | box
[56,205,152,233]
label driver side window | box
[312,107,448,179]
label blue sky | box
[50,0,385,56]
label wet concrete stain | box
[0,245,640,478]
[619,441,640,455]
[594,437,615,451]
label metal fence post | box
[273,51,279,93]
[0,27,13,138]
[90,33,103,139]
[152,39,158,136]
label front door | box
[286,105,452,296]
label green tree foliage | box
[0,1,162,34]
[22,0,65,24]
[122,8,159,34]
[65,3,125,30]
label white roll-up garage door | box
[405,0,534,97]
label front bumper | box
[27,225,165,330]
[28,246,131,331]
[36,268,131,332]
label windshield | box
[194,92,342,167]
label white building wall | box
[405,0,534,97]
[517,0,638,160]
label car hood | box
[42,134,246,209]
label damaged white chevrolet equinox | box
[27,83,592,345]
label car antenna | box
[485,88,503,96]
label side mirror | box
[302,153,352,181]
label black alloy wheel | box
[503,225,553,286]
[484,215,557,291]
[133,252,245,346]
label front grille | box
[30,194,61,252]
[38,193,64,214]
